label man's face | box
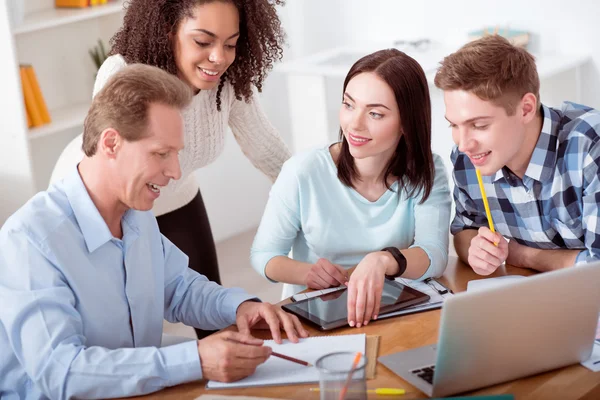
[114,103,184,211]
[444,90,527,176]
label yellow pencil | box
[309,387,406,395]
[475,169,497,246]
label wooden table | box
[129,257,600,400]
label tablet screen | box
[282,280,429,330]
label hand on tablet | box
[346,252,388,328]
[304,258,349,290]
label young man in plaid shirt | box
[435,35,600,276]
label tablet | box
[282,280,429,330]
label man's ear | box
[520,93,538,123]
[98,128,122,159]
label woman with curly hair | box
[50,0,291,339]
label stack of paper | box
[206,334,366,389]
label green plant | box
[89,39,108,72]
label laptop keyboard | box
[411,365,435,384]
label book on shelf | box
[19,65,51,129]
[55,0,109,8]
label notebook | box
[206,334,366,389]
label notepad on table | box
[206,334,366,389]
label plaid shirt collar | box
[492,104,559,185]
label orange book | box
[25,106,32,128]
[19,66,44,128]
[55,0,89,8]
[24,65,51,125]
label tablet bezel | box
[282,280,430,330]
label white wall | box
[338,0,600,107]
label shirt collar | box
[491,104,559,184]
[64,165,140,253]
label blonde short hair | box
[82,64,192,156]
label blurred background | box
[1,1,598,325]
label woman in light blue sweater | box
[251,49,451,328]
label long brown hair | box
[110,0,285,111]
[337,49,435,203]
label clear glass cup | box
[314,352,367,400]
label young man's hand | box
[196,331,271,382]
[468,227,509,275]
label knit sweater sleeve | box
[228,88,291,182]
[92,54,128,98]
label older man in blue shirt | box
[0,64,307,400]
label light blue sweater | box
[251,145,452,298]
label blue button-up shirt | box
[0,166,256,399]
[451,102,600,263]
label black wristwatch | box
[381,247,407,280]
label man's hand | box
[468,227,509,275]
[346,252,388,328]
[197,331,271,382]
[304,258,348,289]
[236,301,309,344]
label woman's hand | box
[346,251,395,327]
[304,258,348,289]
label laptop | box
[378,261,600,398]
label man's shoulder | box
[555,102,600,144]
[1,186,73,244]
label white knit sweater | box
[50,55,291,216]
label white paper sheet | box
[206,334,366,389]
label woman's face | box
[339,72,402,162]
[172,1,239,91]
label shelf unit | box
[28,102,90,140]
[0,0,125,224]
[12,1,124,35]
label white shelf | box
[28,102,89,140]
[12,1,124,36]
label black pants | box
[156,190,221,340]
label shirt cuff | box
[575,249,589,265]
[160,340,203,385]
[250,252,281,283]
[223,289,261,324]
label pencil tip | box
[307,362,313,367]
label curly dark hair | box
[110,0,286,110]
